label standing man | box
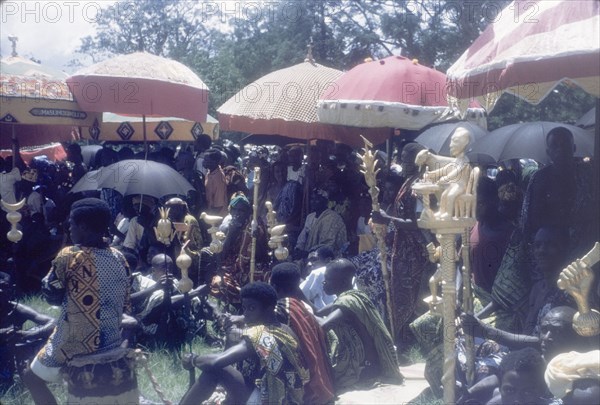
[23,198,136,405]
[203,149,229,217]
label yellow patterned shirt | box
[241,324,309,405]
[37,246,131,367]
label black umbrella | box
[73,160,194,199]
[80,145,103,168]
[70,169,102,194]
[414,122,488,156]
[575,108,595,129]
[470,122,594,165]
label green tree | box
[78,1,209,60]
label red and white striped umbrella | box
[447,0,600,112]
[317,56,483,131]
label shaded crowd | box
[1,126,599,404]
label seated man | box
[295,189,348,258]
[180,282,308,405]
[210,193,270,307]
[22,198,136,405]
[317,258,404,390]
[270,263,335,404]
[300,246,336,311]
[164,197,204,281]
[460,307,594,404]
[134,254,208,349]
[487,347,552,405]
[0,272,55,393]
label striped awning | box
[447,0,600,113]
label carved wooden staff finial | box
[358,135,395,341]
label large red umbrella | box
[446,0,599,112]
[217,55,389,148]
[66,52,209,123]
[317,55,483,131]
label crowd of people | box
[0,126,599,404]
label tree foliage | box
[76,0,595,125]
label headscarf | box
[544,350,600,399]
[229,192,251,211]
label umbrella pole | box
[594,98,600,241]
[386,129,393,169]
[249,167,261,283]
[461,227,476,387]
[12,125,17,170]
[143,114,148,160]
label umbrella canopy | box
[575,108,595,129]
[317,55,484,130]
[470,122,594,165]
[69,169,101,194]
[71,159,194,199]
[66,52,209,122]
[81,112,219,142]
[414,122,488,156]
[81,145,104,167]
[217,57,390,148]
[446,1,600,112]
[0,56,99,147]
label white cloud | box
[1,1,116,73]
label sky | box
[1,1,117,73]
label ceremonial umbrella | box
[470,122,594,165]
[83,112,219,143]
[70,159,194,199]
[446,1,599,112]
[217,53,389,148]
[575,108,595,130]
[317,55,484,131]
[0,56,99,148]
[66,52,210,150]
[415,122,488,156]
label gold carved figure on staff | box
[423,242,443,315]
[200,212,225,254]
[557,242,600,337]
[265,201,289,261]
[411,127,478,401]
[2,198,26,243]
[414,127,472,221]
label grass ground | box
[2,295,442,405]
[1,294,216,405]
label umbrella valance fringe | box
[317,99,479,130]
[218,114,390,148]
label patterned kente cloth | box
[390,174,430,340]
[276,297,335,404]
[327,290,403,389]
[37,246,131,368]
[240,324,309,405]
[211,219,270,304]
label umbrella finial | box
[305,39,315,64]
[8,35,18,57]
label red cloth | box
[0,143,66,164]
[278,297,335,404]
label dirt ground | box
[335,363,429,405]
